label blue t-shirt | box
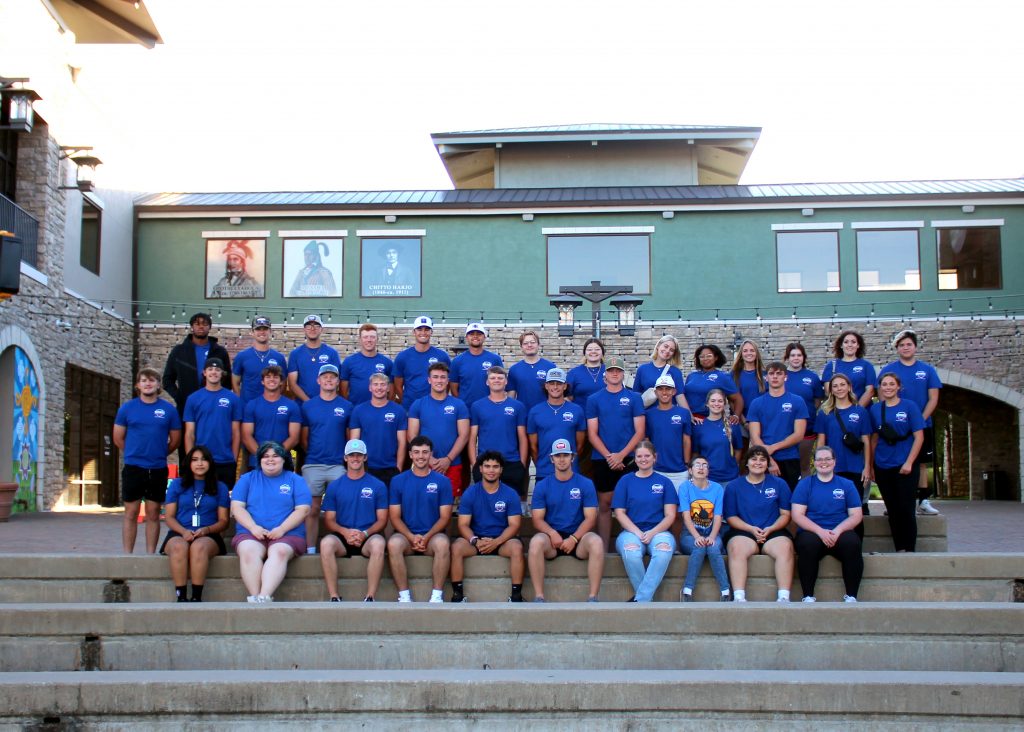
[610,471,679,532]
[678,479,725,537]
[792,474,860,532]
[301,395,353,465]
[243,396,302,467]
[527,400,586,479]
[821,358,877,401]
[531,472,598,534]
[508,358,557,412]
[459,482,523,538]
[193,343,210,374]
[736,369,766,418]
[232,347,287,404]
[408,394,469,465]
[645,404,692,473]
[321,472,388,532]
[232,470,312,539]
[632,362,685,396]
[351,401,408,470]
[182,388,243,463]
[114,397,182,469]
[683,370,738,417]
[340,352,394,405]
[471,397,527,463]
[389,469,454,535]
[165,477,230,529]
[724,475,792,530]
[585,387,645,455]
[786,368,825,429]
[450,350,503,408]
[878,360,942,427]
[814,405,872,474]
[870,398,925,469]
[746,391,810,462]
[287,344,341,399]
[393,346,450,406]
[565,364,606,412]
[690,418,743,483]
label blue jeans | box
[615,530,676,602]
[680,534,730,593]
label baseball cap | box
[550,438,574,456]
[344,439,368,456]
[545,367,567,383]
[318,364,339,376]
[303,314,323,326]
[606,357,626,371]
[203,357,225,370]
[413,315,434,329]
[252,316,271,329]
[654,374,676,388]
[465,322,488,337]
[892,328,918,347]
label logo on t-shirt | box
[268,358,279,366]
[764,486,777,499]
[153,409,166,419]
[782,402,793,413]
[504,406,516,416]
[276,406,290,415]
[482,361,493,370]
[375,363,386,372]
[802,377,813,386]
[427,357,439,365]
[318,354,330,364]
[333,407,346,417]
[279,483,292,495]
[618,397,631,406]
[218,398,231,408]
[848,413,861,423]
[494,500,507,513]
[651,483,664,495]
[852,366,864,374]
[426,482,438,494]
[895,411,908,422]
[832,488,846,500]
[384,411,396,423]
[671,415,682,424]
[443,405,456,415]
[562,412,575,422]
[915,370,927,380]
[569,487,581,500]
[360,486,374,498]
[707,373,719,381]
[536,370,547,380]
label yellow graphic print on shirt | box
[689,499,715,531]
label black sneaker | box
[189,597,202,602]
[719,593,732,602]
[450,593,466,603]
[682,593,694,602]
[363,596,374,602]
[329,596,341,603]
[508,594,524,603]
[176,595,189,603]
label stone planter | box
[0,483,17,522]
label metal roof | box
[135,179,1024,211]
[431,123,761,141]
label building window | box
[937,227,1002,290]
[79,198,101,275]
[856,229,920,291]
[546,234,651,296]
[775,231,839,293]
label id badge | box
[192,514,200,528]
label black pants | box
[837,471,866,539]
[369,466,399,488]
[776,458,802,490]
[795,530,863,599]
[874,463,919,552]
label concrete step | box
[1,669,1022,729]
[0,552,1019,603]
[0,603,1021,674]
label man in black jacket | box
[162,313,231,460]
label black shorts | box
[159,529,227,556]
[915,426,935,466]
[122,465,169,504]
[552,530,582,559]
[726,528,793,552]
[592,458,637,494]
[368,467,399,488]
[213,462,238,490]
[464,536,523,554]
[327,531,381,556]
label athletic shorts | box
[122,465,169,504]
[915,426,936,466]
[726,528,793,552]
[302,464,344,497]
[326,531,381,556]
[231,533,306,556]
[159,529,227,556]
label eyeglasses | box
[814,457,836,462]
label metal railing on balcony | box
[0,192,39,268]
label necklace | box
[547,400,564,415]
[586,365,602,382]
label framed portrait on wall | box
[205,239,265,299]
[361,237,422,297]
[283,238,343,298]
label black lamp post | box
[555,281,642,338]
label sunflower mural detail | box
[12,348,39,512]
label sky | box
[71,0,1024,193]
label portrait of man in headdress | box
[283,238,342,298]
[206,239,265,298]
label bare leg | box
[166,536,189,586]
[259,543,297,597]
[577,533,605,598]
[143,500,162,554]
[764,536,794,592]
[597,491,614,550]
[387,534,412,592]
[319,534,345,598]
[236,539,268,596]
[528,533,554,599]
[363,535,386,599]
[727,536,758,594]
[449,538,476,583]
[427,534,451,591]
[499,538,526,585]
[188,537,220,587]
[305,496,322,551]
[122,501,141,553]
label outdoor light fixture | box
[59,147,102,193]
[610,294,644,336]
[962,205,975,214]
[801,208,815,217]
[384,215,397,223]
[549,294,583,337]
[522,213,534,222]
[557,281,639,338]
[0,78,41,134]
[662,211,675,219]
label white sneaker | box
[246,595,260,604]
[776,596,790,603]
[257,595,273,603]
[917,499,940,515]
[733,597,747,603]
[429,595,444,604]
[801,596,816,603]
[398,595,412,603]
[843,595,858,603]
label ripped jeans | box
[615,530,676,602]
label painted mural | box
[12,347,38,512]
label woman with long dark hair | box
[161,445,230,602]
[684,344,741,419]
[784,342,825,475]
[821,330,877,408]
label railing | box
[0,192,39,268]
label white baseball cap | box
[413,315,434,329]
[465,322,488,337]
